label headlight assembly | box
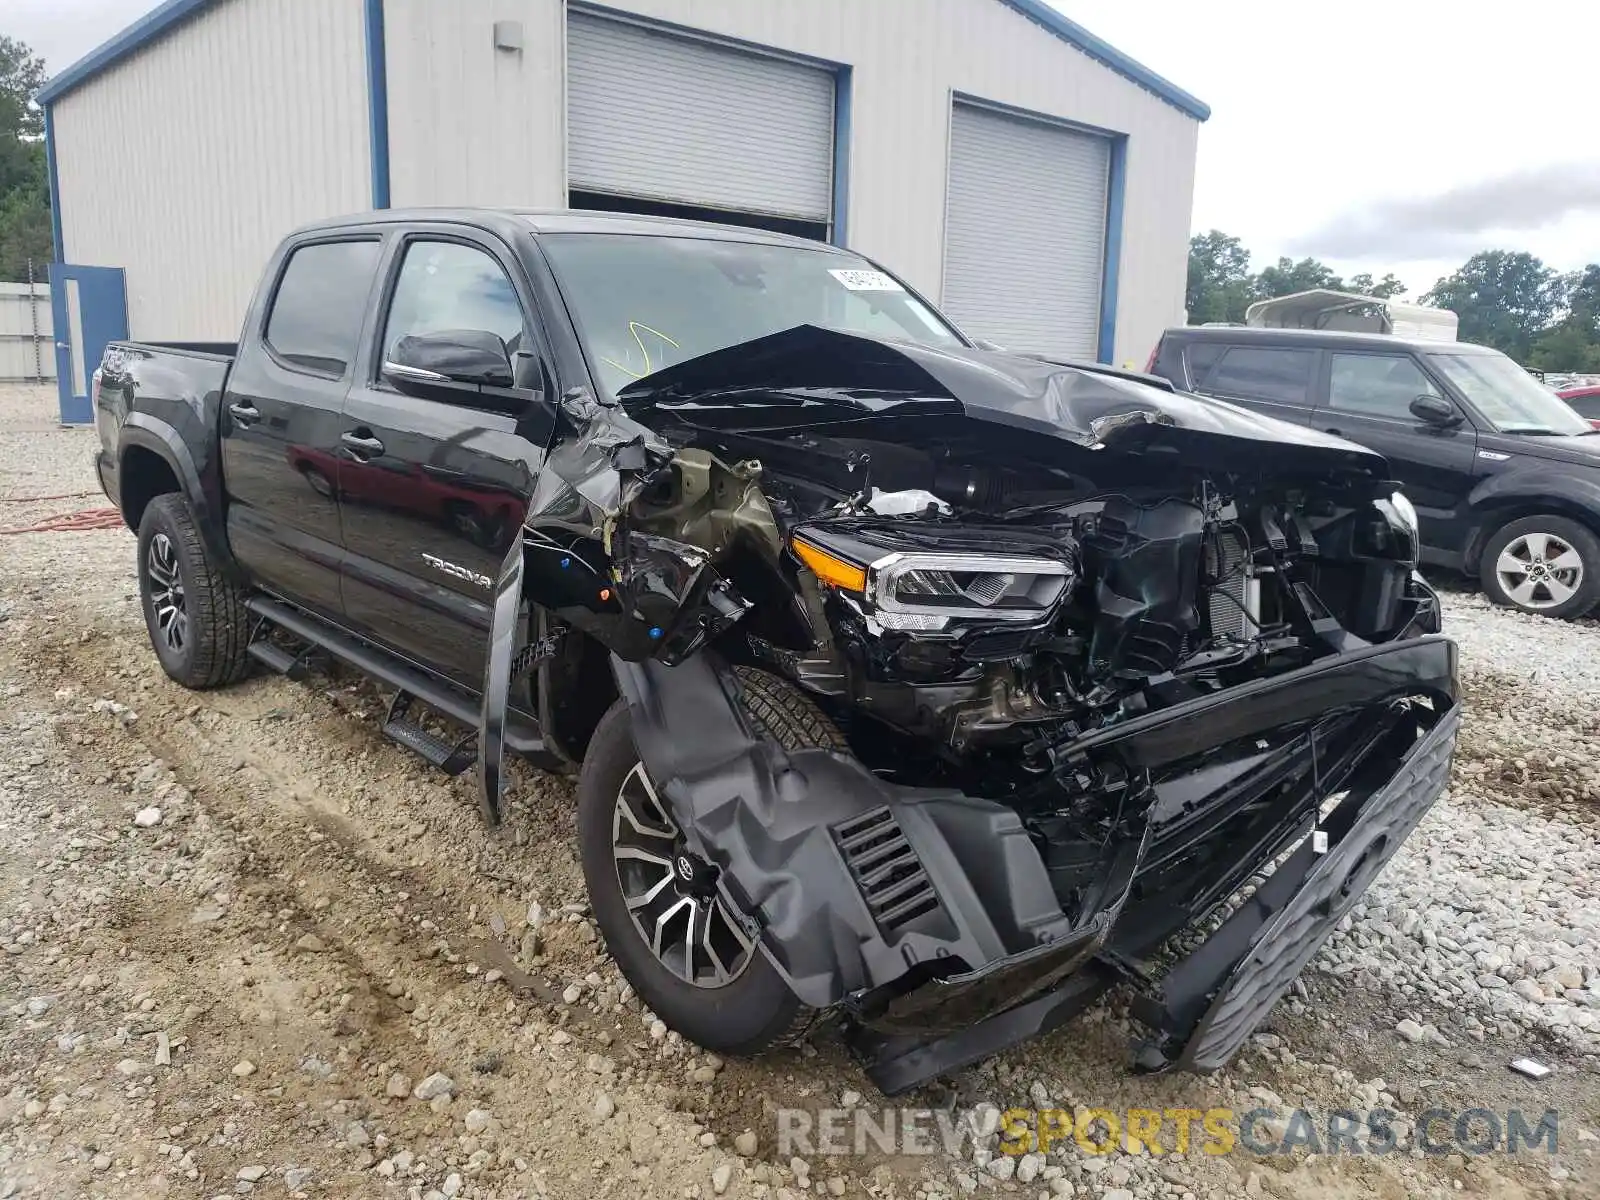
[791,530,1074,633]
[1386,490,1419,537]
[1370,491,1421,564]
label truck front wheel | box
[136,493,253,688]
[576,667,842,1055]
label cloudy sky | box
[13,0,1599,296]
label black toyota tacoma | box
[93,209,1458,1092]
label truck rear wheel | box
[576,667,844,1055]
[136,493,253,688]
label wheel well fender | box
[1463,494,1600,574]
[118,415,238,575]
[118,443,180,532]
[539,621,618,762]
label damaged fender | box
[610,650,1137,1014]
[477,392,765,822]
[610,636,1458,1050]
[478,536,523,825]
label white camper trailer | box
[1245,290,1458,342]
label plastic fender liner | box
[611,652,1087,1010]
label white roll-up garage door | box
[566,10,835,225]
[942,101,1111,359]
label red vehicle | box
[287,442,524,553]
[1558,385,1600,429]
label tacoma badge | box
[422,552,492,590]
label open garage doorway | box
[567,190,829,242]
[566,11,838,246]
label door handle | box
[1324,427,1342,436]
[227,401,259,424]
[341,431,385,457]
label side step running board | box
[244,595,560,769]
[384,689,476,776]
[247,639,311,680]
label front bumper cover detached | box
[613,636,1458,1094]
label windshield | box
[539,233,963,400]
[1429,351,1593,435]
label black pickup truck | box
[94,209,1458,1092]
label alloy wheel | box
[146,532,189,653]
[611,762,754,989]
[1495,531,1584,611]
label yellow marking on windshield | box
[601,321,681,379]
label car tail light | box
[1144,345,1159,373]
[91,367,102,411]
[1591,419,1600,430]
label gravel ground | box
[1,382,1596,1199]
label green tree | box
[1254,256,1344,299]
[1528,263,1600,371]
[1347,272,1408,299]
[1422,251,1563,362]
[0,35,50,282]
[1186,230,1254,324]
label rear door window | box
[1328,353,1443,418]
[1203,346,1317,407]
[1183,342,1225,389]
[264,239,383,377]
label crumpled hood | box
[616,324,1388,475]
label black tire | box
[1478,514,1600,619]
[135,493,253,688]
[576,666,844,1055]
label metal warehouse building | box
[37,0,1206,420]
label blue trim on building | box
[36,0,214,104]
[364,0,391,208]
[831,67,853,247]
[44,104,64,263]
[1097,135,1127,364]
[1000,0,1209,122]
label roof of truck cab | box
[293,207,848,250]
[1162,325,1497,355]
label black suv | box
[1151,325,1600,618]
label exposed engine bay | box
[483,326,1457,1090]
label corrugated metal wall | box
[383,0,1197,365]
[0,283,54,381]
[50,0,371,340]
[383,0,568,211]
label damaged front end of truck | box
[480,326,1459,1092]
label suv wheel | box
[576,667,843,1055]
[1479,514,1600,619]
[136,493,253,687]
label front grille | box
[833,807,940,932]
[1207,529,1258,640]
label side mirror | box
[384,330,514,392]
[1409,394,1462,428]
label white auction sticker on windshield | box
[829,268,904,292]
